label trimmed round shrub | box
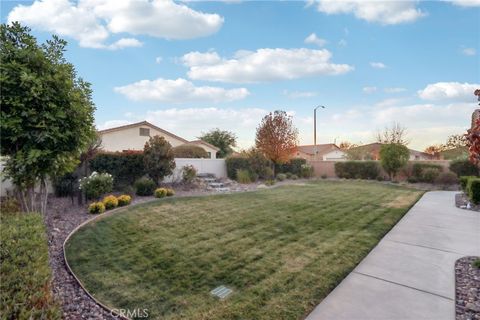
[236,169,252,184]
[300,164,314,178]
[276,173,287,181]
[265,179,276,186]
[88,202,105,214]
[421,168,441,183]
[449,159,478,177]
[285,172,292,179]
[226,156,249,180]
[154,188,168,198]
[321,174,327,179]
[434,172,458,185]
[291,174,298,180]
[134,177,156,196]
[166,188,175,196]
[117,195,132,206]
[102,195,118,210]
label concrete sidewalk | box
[306,191,480,320]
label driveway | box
[306,191,480,320]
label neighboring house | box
[98,121,219,159]
[347,143,435,161]
[436,146,468,160]
[293,144,346,161]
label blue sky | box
[2,0,479,150]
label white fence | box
[166,158,227,182]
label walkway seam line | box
[383,239,467,255]
[352,271,454,301]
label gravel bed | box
[44,179,313,319]
[456,256,480,320]
[455,193,480,211]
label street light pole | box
[313,105,326,161]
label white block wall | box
[165,158,227,182]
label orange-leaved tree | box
[255,110,298,171]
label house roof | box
[185,140,220,151]
[350,142,434,159]
[295,144,341,156]
[97,121,189,143]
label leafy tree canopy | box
[198,128,237,158]
[379,143,410,180]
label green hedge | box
[226,156,250,180]
[460,176,476,191]
[449,159,479,177]
[275,158,307,175]
[467,177,480,204]
[334,161,380,179]
[0,213,61,319]
[89,151,145,188]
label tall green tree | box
[198,128,237,158]
[0,23,96,213]
[379,144,410,180]
[143,136,175,184]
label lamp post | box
[313,105,326,161]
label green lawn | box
[65,180,423,320]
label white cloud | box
[7,0,223,49]
[447,0,480,7]
[418,82,479,101]
[375,98,404,108]
[155,56,163,64]
[384,87,406,93]
[114,78,249,103]
[313,0,426,25]
[370,61,387,69]
[183,48,353,83]
[462,47,477,56]
[363,86,377,94]
[106,38,143,50]
[283,90,317,99]
[304,33,327,47]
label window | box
[207,152,211,158]
[139,128,150,136]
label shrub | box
[0,213,62,319]
[411,163,443,182]
[335,161,380,180]
[265,179,276,186]
[473,259,480,269]
[407,176,418,183]
[172,145,208,158]
[449,159,478,177]
[53,173,77,197]
[246,148,272,179]
[467,177,480,204]
[154,188,168,198]
[79,172,114,200]
[434,172,458,185]
[275,158,306,175]
[102,195,118,210]
[89,151,145,188]
[88,202,106,214]
[182,165,197,184]
[459,176,475,191]
[321,174,327,179]
[134,177,156,196]
[300,164,314,178]
[380,144,410,179]
[117,195,132,206]
[226,156,249,180]
[291,174,298,180]
[236,169,252,184]
[143,136,175,184]
[286,172,292,179]
[0,197,21,215]
[166,188,175,196]
[421,168,441,183]
[276,173,287,181]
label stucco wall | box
[100,126,186,152]
[323,150,346,161]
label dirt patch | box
[384,193,420,208]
